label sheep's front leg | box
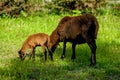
[48,50,53,61]
[61,41,66,59]
[71,43,76,60]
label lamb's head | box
[18,50,26,60]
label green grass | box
[0,14,120,80]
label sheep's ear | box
[57,31,60,36]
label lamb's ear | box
[18,50,21,54]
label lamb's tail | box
[45,37,48,46]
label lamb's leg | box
[71,43,76,60]
[29,47,35,60]
[32,48,35,59]
[61,41,66,59]
[41,46,47,62]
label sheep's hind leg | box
[83,34,97,66]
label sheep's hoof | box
[71,56,76,60]
[90,63,96,66]
[61,55,65,59]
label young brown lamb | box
[48,14,99,66]
[18,33,53,61]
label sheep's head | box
[47,30,60,53]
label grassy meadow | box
[0,14,120,80]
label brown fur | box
[18,33,53,61]
[48,14,99,66]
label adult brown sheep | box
[48,14,99,66]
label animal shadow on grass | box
[1,41,120,80]
[55,44,91,66]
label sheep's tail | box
[94,18,99,39]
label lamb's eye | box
[22,54,24,57]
